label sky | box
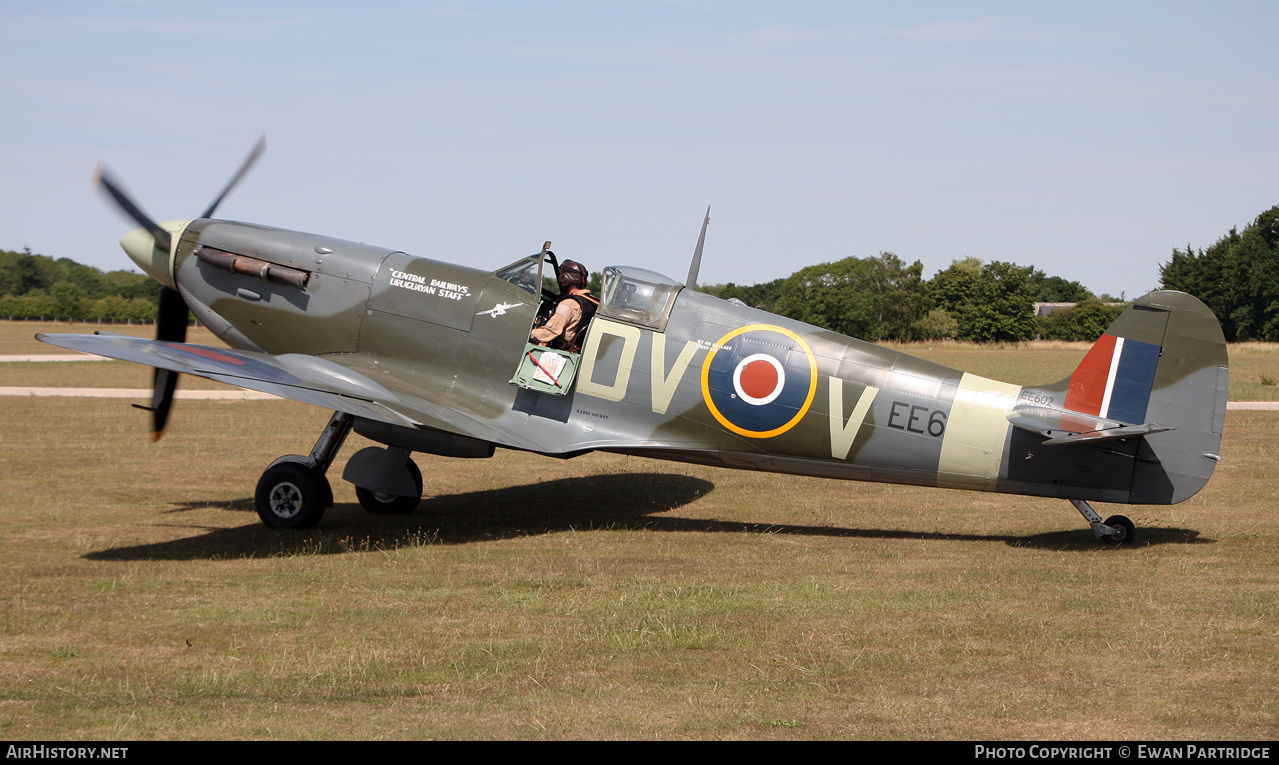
[2,1,1276,299]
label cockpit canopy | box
[494,255,543,295]
[598,266,681,331]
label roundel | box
[700,324,818,438]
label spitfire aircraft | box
[40,140,1229,544]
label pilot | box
[531,260,598,352]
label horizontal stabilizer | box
[1040,423,1173,446]
[1006,404,1172,446]
[1008,404,1123,436]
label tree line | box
[701,253,1124,343]
[698,203,1279,343]
[11,201,1271,342]
[1159,205,1279,342]
[0,248,161,323]
[3,243,1118,340]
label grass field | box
[0,322,1276,739]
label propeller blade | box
[144,367,180,441]
[143,286,190,440]
[94,163,172,253]
[200,135,267,219]
[155,286,189,343]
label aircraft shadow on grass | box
[83,472,1212,561]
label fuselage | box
[126,218,1214,506]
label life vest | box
[552,293,599,351]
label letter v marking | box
[650,339,700,414]
[829,378,878,460]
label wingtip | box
[92,162,103,188]
[150,429,165,443]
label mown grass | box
[0,389,1275,739]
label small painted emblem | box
[477,302,521,318]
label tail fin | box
[1073,291,1229,503]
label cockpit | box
[501,248,684,396]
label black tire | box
[256,461,329,529]
[1102,514,1136,545]
[266,454,334,508]
[355,458,423,515]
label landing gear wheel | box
[256,461,330,529]
[266,454,334,509]
[356,458,423,515]
[1102,514,1136,545]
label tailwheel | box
[1071,499,1137,546]
[256,459,331,529]
[356,457,423,515]
[1102,514,1136,545]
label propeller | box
[94,136,267,440]
[200,135,266,219]
[138,287,187,440]
[93,164,173,253]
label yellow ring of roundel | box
[700,323,818,438]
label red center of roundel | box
[739,358,779,400]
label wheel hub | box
[269,481,304,518]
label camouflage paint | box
[46,221,1231,512]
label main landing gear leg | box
[1069,499,1136,545]
[254,411,354,529]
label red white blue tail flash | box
[1064,334,1161,424]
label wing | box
[35,333,541,449]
